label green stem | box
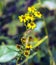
[33,36,48,49]
[38,0,41,3]
[17,52,37,65]
[43,16,55,65]
[17,36,48,65]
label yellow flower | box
[34,11,42,18]
[26,43,32,50]
[16,44,21,49]
[28,36,39,42]
[25,13,35,21]
[24,50,30,57]
[18,15,27,23]
[28,36,33,42]
[27,22,36,29]
[21,37,26,43]
[28,6,36,13]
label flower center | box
[29,36,33,41]
[31,7,35,10]
[23,38,26,40]
[29,14,32,17]
[27,44,30,46]
[22,16,25,19]
[37,12,40,15]
[31,23,34,26]
[25,52,28,55]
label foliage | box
[0,0,56,65]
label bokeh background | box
[0,0,56,65]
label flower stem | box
[17,35,48,65]
[43,16,55,65]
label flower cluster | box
[20,35,39,57]
[18,6,42,29]
[21,36,33,57]
[17,6,42,57]
[24,43,32,57]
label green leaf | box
[16,0,26,11]
[0,1,3,10]
[0,36,15,44]
[45,16,55,23]
[2,20,23,35]
[0,45,19,63]
[37,50,45,60]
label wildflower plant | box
[0,5,49,65]
[16,6,49,65]
[0,0,55,65]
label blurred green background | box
[0,0,56,65]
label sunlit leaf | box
[0,45,19,63]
